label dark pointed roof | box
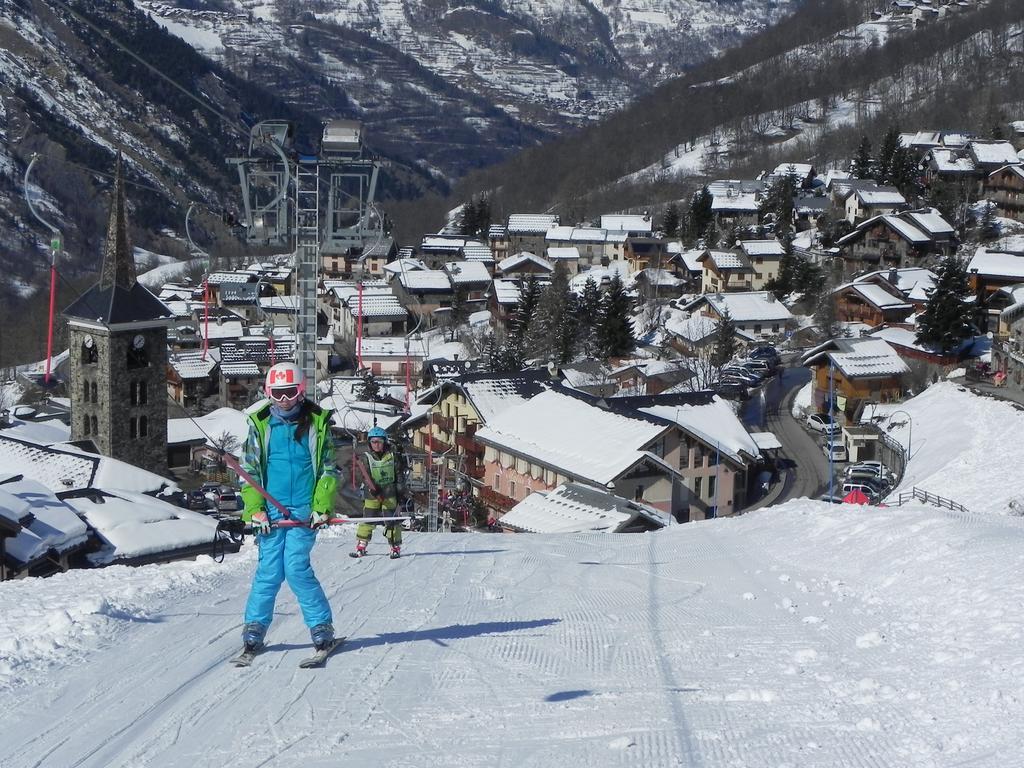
[63,153,172,326]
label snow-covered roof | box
[0,477,90,568]
[664,311,717,343]
[444,371,554,423]
[600,214,653,234]
[349,293,407,319]
[547,246,581,260]
[801,337,910,379]
[968,248,1024,279]
[904,209,955,236]
[687,291,793,323]
[167,407,249,452]
[491,278,521,305]
[476,390,669,485]
[711,192,759,212]
[673,248,705,273]
[358,336,429,359]
[383,258,428,275]
[498,252,554,274]
[169,352,218,380]
[969,140,1019,166]
[421,235,465,251]
[398,270,452,292]
[507,214,559,234]
[749,432,783,451]
[739,240,785,257]
[702,250,748,270]
[220,361,261,377]
[461,242,494,262]
[65,489,219,566]
[929,149,976,173]
[198,320,244,341]
[842,282,913,311]
[205,272,252,285]
[881,215,930,243]
[640,399,759,465]
[770,162,813,178]
[855,187,906,206]
[899,130,943,148]
[501,482,665,534]
[444,261,491,285]
[855,268,937,297]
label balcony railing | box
[480,486,516,512]
[432,415,454,432]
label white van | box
[823,440,848,462]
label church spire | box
[98,152,136,291]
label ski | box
[230,646,263,667]
[298,637,346,668]
[348,551,365,558]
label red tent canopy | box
[842,489,870,505]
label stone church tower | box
[63,154,173,476]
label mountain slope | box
[3,498,1024,766]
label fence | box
[894,486,969,513]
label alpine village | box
[2,0,1024,764]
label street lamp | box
[886,409,913,463]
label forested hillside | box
[390,0,1024,238]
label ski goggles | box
[268,385,301,401]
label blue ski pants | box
[244,526,332,629]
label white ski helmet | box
[264,361,306,407]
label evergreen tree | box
[915,254,975,354]
[759,175,796,237]
[851,136,873,179]
[497,274,542,369]
[874,124,902,186]
[446,287,470,341]
[711,308,738,368]
[597,274,636,359]
[530,263,578,363]
[978,199,999,241]
[687,186,714,242]
[357,371,381,402]
[576,276,603,357]
[661,202,681,238]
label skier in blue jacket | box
[238,362,338,655]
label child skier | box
[238,362,338,655]
[352,426,405,559]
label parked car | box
[216,487,241,512]
[806,413,841,435]
[749,346,781,363]
[841,482,883,503]
[741,358,773,373]
[188,490,211,510]
[847,461,892,481]
[846,468,892,491]
[844,474,888,496]
[714,381,748,400]
[722,367,762,386]
[822,439,848,462]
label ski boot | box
[310,623,335,652]
[349,540,368,559]
[389,545,402,560]
[242,621,266,653]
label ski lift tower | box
[227,118,381,388]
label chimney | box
[888,267,898,285]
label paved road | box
[742,362,838,505]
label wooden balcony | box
[465,461,486,480]
[480,486,516,512]
[455,432,483,454]
[432,415,454,432]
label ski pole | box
[274,515,411,528]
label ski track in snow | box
[3,509,1024,766]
